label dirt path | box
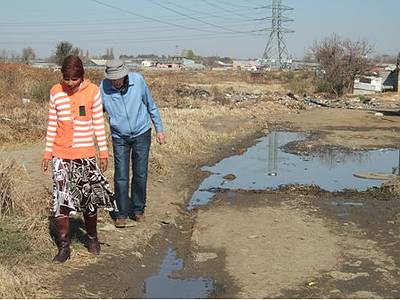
[3,107,400,298]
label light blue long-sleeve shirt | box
[100,72,164,138]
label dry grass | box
[0,158,49,223]
[0,264,40,298]
[284,71,315,95]
[0,159,33,217]
[0,64,295,298]
[0,63,105,146]
[0,157,54,298]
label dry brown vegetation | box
[0,62,315,298]
[0,157,54,298]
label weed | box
[211,85,230,105]
[0,159,20,216]
[286,77,313,95]
[0,225,29,260]
[30,78,54,102]
[315,79,332,93]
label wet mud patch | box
[192,187,400,298]
[280,189,400,298]
[191,190,341,298]
[56,212,238,299]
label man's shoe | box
[134,214,145,222]
[114,218,127,228]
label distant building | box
[232,60,260,71]
[30,59,58,69]
[83,59,107,70]
[155,56,183,69]
[141,60,154,68]
[354,64,399,95]
[211,60,233,71]
[182,58,206,70]
[89,59,107,66]
[291,60,321,70]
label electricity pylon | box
[260,0,294,69]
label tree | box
[55,41,80,65]
[311,33,373,96]
[101,48,115,60]
[0,49,7,62]
[22,47,36,64]
[181,49,196,60]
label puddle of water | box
[331,201,365,207]
[329,199,367,219]
[188,131,399,209]
[142,247,214,299]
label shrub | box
[315,79,331,93]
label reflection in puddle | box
[189,131,399,209]
[143,247,213,299]
[329,199,367,219]
[331,201,365,207]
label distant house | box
[354,64,399,95]
[232,60,260,71]
[31,59,58,70]
[155,56,183,69]
[292,60,321,71]
[182,58,206,70]
[211,60,233,70]
[141,60,154,68]
[89,59,107,66]
[83,59,107,70]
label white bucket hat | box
[105,59,129,80]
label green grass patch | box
[0,224,30,261]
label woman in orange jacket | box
[42,55,116,263]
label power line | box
[162,0,259,22]
[89,0,222,33]
[201,0,253,20]
[212,0,261,9]
[0,31,264,45]
[148,0,261,35]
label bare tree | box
[55,41,81,65]
[0,49,7,62]
[312,33,373,96]
[10,50,21,62]
[22,47,36,64]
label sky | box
[0,0,399,60]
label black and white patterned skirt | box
[51,157,117,216]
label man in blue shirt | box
[100,60,166,227]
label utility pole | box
[261,0,294,69]
[267,132,278,176]
[397,52,400,93]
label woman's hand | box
[42,158,50,173]
[100,158,108,173]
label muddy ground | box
[3,106,400,298]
